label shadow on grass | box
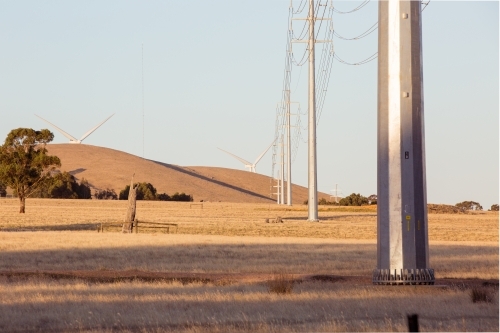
[1,223,99,232]
[283,214,376,221]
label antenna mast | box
[142,43,145,158]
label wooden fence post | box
[122,175,137,233]
[407,314,419,332]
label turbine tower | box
[218,140,275,173]
[374,0,434,285]
[35,114,115,144]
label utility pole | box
[307,0,319,221]
[286,90,292,206]
[374,0,434,285]
[330,183,341,203]
[280,134,285,204]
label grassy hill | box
[46,144,329,204]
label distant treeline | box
[118,182,193,202]
[16,171,91,199]
[1,175,193,202]
[305,193,377,206]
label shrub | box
[368,194,377,205]
[455,201,483,211]
[339,193,369,206]
[94,188,118,200]
[0,181,6,197]
[119,182,157,200]
[305,198,340,205]
[490,204,499,211]
[29,171,91,199]
[470,288,492,303]
[170,192,193,202]
[267,272,294,295]
[119,183,193,202]
[157,193,170,201]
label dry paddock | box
[0,199,498,332]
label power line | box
[334,51,378,65]
[333,21,378,40]
[333,0,370,14]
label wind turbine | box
[218,140,275,173]
[35,114,115,144]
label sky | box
[0,1,498,208]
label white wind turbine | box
[35,114,115,144]
[218,140,275,173]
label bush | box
[157,193,170,201]
[29,171,91,199]
[368,194,377,205]
[0,182,6,197]
[119,182,157,200]
[119,183,192,202]
[455,201,483,212]
[490,204,499,211]
[339,193,369,206]
[267,272,294,295]
[304,198,340,205]
[94,188,118,200]
[470,288,492,303]
[170,192,193,202]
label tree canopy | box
[29,171,91,199]
[94,188,118,200]
[0,128,61,213]
[455,201,483,212]
[339,193,369,206]
[0,181,6,197]
[119,182,193,202]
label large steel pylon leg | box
[374,0,434,285]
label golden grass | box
[0,232,497,279]
[0,277,497,332]
[0,199,498,332]
[0,199,497,242]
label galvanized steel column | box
[307,0,319,221]
[374,0,434,285]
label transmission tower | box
[293,0,331,221]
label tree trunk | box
[122,176,137,233]
[19,186,25,214]
[19,196,25,214]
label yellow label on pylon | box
[405,215,411,220]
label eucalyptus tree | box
[0,128,60,213]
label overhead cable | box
[333,21,378,40]
[333,0,370,14]
[334,52,378,65]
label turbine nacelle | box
[218,139,276,173]
[35,114,115,144]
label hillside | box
[46,144,329,204]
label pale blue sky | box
[0,1,498,207]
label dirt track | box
[1,270,498,289]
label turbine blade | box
[253,139,277,165]
[35,114,78,142]
[217,148,252,166]
[79,114,115,142]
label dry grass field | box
[0,199,498,332]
